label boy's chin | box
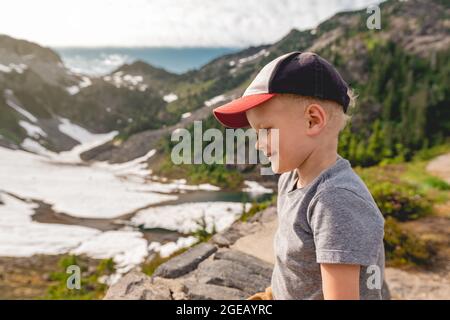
[271,160,296,174]
[270,162,284,175]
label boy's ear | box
[305,103,327,135]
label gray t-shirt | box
[271,155,386,300]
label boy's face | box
[246,95,316,174]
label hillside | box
[0,0,448,175]
[80,0,450,173]
[0,35,173,152]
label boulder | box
[153,243,217,279]
[103,271,172,300]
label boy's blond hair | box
[285,88,356,133]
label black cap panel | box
[268,52,350,112]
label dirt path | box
[231,219,276,264]
[427,153,450,183]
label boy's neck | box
[295,141,338,189]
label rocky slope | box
[105,206,392,300]
[104,207,277,300]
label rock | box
[103,271,171,300]
[153,243,217,279]
[211,229,242,247]
[213,249,273,279]
[195,259,270,295]
[152,277,188,300]
[103,247,274,300]
[194,249,272,295]
[183,280,248,300]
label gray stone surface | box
[153,242,217,279]
[104,247,273,300]
[195,257,270,295]
[104,209,277,300]
[183,280,248,300]
[103,271,172,300]
[214,249,273,279]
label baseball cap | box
[213,51,350,128]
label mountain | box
[81,0,450,169]
[0,35,174,152]
[1,0,449,172]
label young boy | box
[213,51,386,300]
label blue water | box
[53,47,240,76]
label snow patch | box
[0,193,148,276]
[21,138,52,156]
[238,49,270,65]
[242,180,273,194]
[58,117,108,144]
[163,93,178,103]
[6,97,38,123]
[131,201,250,234]
[181,112,191,119]
[0,63,27,74]
[53,130,118,163]
[148,236,198,258]
[94,149,156,178]
[0,147,176,219]
[66,76,92,95]
[0,193,100,257]
[205,95,226,107]
[19,120,47,138]
[104,72,145,91]
[70,230,148,274]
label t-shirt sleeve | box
[308,187,384,266]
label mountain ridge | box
[0,0,448,170]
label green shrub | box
[412,143,450,161]
[42,255,115,300]
[191,214,217,242]
[240,195,276,222]
[368,181,431,221]
[384,217,435,267]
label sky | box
[1,0,379,48]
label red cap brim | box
[212,93,276,128]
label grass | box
[401,161,450,197]
[412,143,450,161]
[191,214,217,243]
[240,194,277,222]
[141,247,191,277]
[141,212,219,276]
[41,255,115,300]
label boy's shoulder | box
[277,156,379,210]
[277,170,294,194]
